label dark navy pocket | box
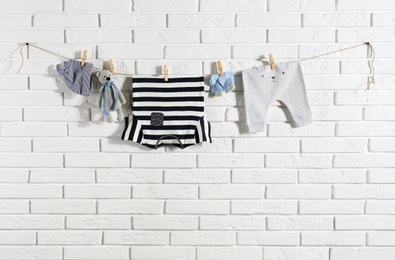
[150,112,164,126]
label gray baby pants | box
[242,61,312,133]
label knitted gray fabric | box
[242,61,312,133]
[56,59,93,97]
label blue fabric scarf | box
[102,81,119,117]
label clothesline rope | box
[298,42,375,90]
[16,42,375,90]
[16,42,134,76]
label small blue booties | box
[209,71,236,97]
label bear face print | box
[261,71,285,83]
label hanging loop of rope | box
[16,42,28,75]
[365,42,376,91]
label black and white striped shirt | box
[121,76,212,149]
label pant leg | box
[242,69,272,133]
[279,62,312,127]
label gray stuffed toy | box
[96,70,126,122]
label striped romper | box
[121,76,212,149]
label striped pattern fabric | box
[56,59,93,97]
[121,76,212,149]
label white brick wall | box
[0,0,393,259]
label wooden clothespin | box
[269,53,275,70]
[163,64,169,81]
[81,50,88,66]
[108,59,115,75]
[217,60,224,77]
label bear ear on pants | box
[95,71,101,77]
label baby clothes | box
[121,76,212,149]
[242,61,312,133]
[56,59,94,97]
[209,71,236,97]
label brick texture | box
[0,0,392,259]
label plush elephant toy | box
[96,70,126,122]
